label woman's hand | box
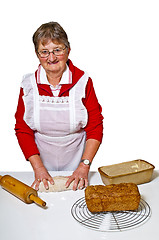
[29,154,54,190]
[31,166,54,191]
[31,166,54,190]
[65,139,101,191]
[65,162,90,191]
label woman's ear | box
[66,48,71,62]
[67,47,71,56]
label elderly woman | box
[15,21,103,191]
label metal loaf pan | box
[98,159,155,185]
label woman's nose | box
[48,52,57,61]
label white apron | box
[21,71,88,171]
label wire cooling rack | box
[71,197,151,232]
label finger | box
[34,180,41,191]
[48,176,54,185]
[42,179,49,190]
[78,178,85,190]
[65,176,74,188]
[31,180,36,188]
[73,178,80,191]
[84,178,89,188]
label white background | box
[0,0,159,171]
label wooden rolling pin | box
[0,175,46,207]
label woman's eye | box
[42,50,49,54]
[54,48,61,53]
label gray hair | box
[33,21,70,52]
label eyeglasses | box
[38,46,67,58]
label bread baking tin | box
[98,159,155,185]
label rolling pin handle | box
[29,194,46,207]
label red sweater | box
[15,60,103,160]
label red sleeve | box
[83,78,104,142]
[14,88,40,160]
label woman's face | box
[37,40,70,76]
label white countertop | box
[0,171,159,240]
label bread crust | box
[85,183,141,212]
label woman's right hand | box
[29,154,54,190]
[31,166,54,190]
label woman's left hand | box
[65,163,90,191]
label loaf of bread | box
[85,183,141,212]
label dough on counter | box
[38,176,74,192]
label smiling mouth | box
[48,60,59,65]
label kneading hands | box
[30,139,100,191]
